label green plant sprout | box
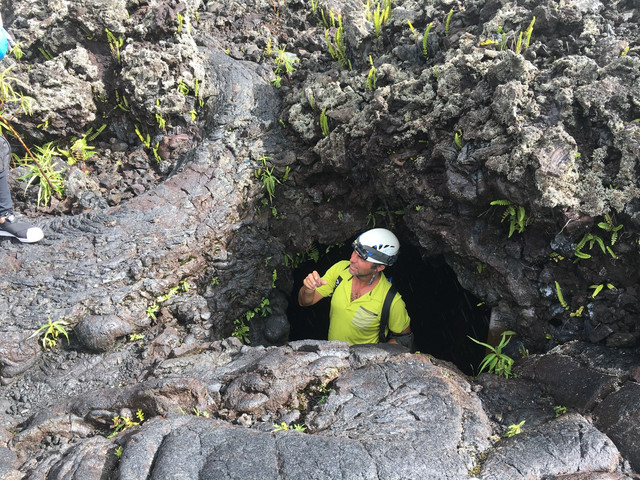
[365,205,405,227]
[372,0,392,37]
[28,318,70,350]
[504,420,525,437]
[114,91,130,112]
[86,124,107,142]
[233,297,272,344]
[134,125,151,148]
[129,333,145,342]
[549,252,564,263]
[320,108,330,136]
[445,9,454,35]
[175,12,191,34]
[574,233,617,259]
[274,47,299,78]
[114,446,123,458]
[255,155,281,204]
[155,113,166,130]
[422,23,433,58]
[468,330,516,378]
[146,303,159,320]
[10,42,24,60]
[514,17,535,54]
[39,48,54,60]
[17,142,65,208]
[177,81,190,96]
[272,422,306,432]
[490,200,528,238]
[366,55,377,91]
[523,17,535,49]
[454,129,463,149]
[232,317,250,344]
[193,408,210,417]
[621,46,629,56]
[407,20,416,37]
[589,283,616,298]
[324,13,351,69]
[499,27,508,50]
[554,405,567,417]
[156,280,189,303]
[554,282,583,317]
[284,244,323,268]
[570,305,584,317]
[105,28,124,64]
[555,281,569,310]
[597,214,623,245]
[107,409,144,439]
[194,79,204,107]
[515,31,524,54]
[146,280,189,320]
[57,135,97,165]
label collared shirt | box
[316,260,410,345]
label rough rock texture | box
[0,0,639,477]
[5,340,636,479]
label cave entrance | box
[287,241,491,375]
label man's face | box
[349,250,378,277]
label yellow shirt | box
[316,261,411,345]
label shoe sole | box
[0,229,44,243]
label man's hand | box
[303,271,327,291]
[298,271,327,306]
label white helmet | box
[352,228,400,266]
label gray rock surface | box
[480,413,620,480]
[0,0,638,478]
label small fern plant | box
[490,200,528,238]
[597,214,623,245]
[29,318,70,350]
[468,330,516,378]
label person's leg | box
[0,135,43,243]
[0,135,14,217]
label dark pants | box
[0,135,14,217]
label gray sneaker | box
[0,215,44,243]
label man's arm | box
[387,325,412,344]
[386,297,412,347]
[298,270,327,306]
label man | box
[298,228,412,347]
[0,20,44,243]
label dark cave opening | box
[287,240,491,375]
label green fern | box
[555,281,569,310]
[444,9,454,35]
[320,108,329,137]
[422,23,433,58]
[490,199,528,238]
[366,55,377,91]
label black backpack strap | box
[378,283,397,343]
[334,265,350,289]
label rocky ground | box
[0,0,639,477]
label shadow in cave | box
[287,241,491,375]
